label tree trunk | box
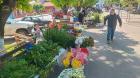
[0,0,16,51]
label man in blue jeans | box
[104,9,122,44]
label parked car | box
[4,23,34,36]
[6,18,14,24]
[35,14,53,21]
[15,20,35,26]
[18,16,49,26]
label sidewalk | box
[83,17,140,78]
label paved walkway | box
[83,15,140,78]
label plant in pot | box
[81,37,94,48]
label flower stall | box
[0,21,94,78]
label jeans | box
[107,26,116,41]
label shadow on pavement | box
[83,29,140,78]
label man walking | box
[104,9,122,44]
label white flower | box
[75,37,84,45]
[58,67,85,78]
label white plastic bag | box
[57,48,67,66]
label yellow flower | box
[71,58,82,68]
[63,58,70,67]
[66,52,73,58]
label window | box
[23,17,31,21]
[32,17,40,22]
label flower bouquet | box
[58,68,85,78]
[75,36,94,48]
[62,48,89,68]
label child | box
[31,24,44,44]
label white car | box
[4,23,33,36]
[34,14,53,21]
[15,20,35,26]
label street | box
[84,13,140,78]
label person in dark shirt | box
[78,10,85,24]
[104,9,122,44]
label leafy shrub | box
[44,29,76,48]
[0,60,38,78]
[93,12,101,24]
[81,37,94,47]
[62,24,69,30]
[25,40,60,69]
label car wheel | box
[16,29,28,36]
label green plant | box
[81,37,94,47]
[62,24,69,30]
[93,12,101,24]
[0,59,38,78]
[44,29,76,48]
[25,40,60,69]
[39,60,56,78]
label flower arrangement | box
[75,36,94,48]
[63,52,73,67]
[71,58,82,68]
[58,68,85,78]
[62,48,89,68]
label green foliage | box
[137,0,140,4]
[25,40,60,69]
[51,0,76,14]
[51,0,96,10]
[0,0,2,4]
[81,37,94,47]
[33,4,44,13]
[93,12,101,24]
[0,0,33,12]
[16,0,33,12]
[105,0,120,5]
[62,24,69,30]
[73,0,96,7]
[0,40,60,78]
[51,0,75,8]
[44,29,76,48]
[0,60,38,78]
[39,60,56,78]
[87,12,101,24]
[120,0,138,8]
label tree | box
[73,0,96,7]
[51,0,96,14]
[137,0,140,9]
[51,0,75,14]
[105,0,121,7]
[0,0,32,51]
[33,4,44,14]
[72,0,96,11]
